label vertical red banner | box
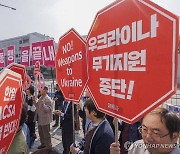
[7,45,15,65]
[0,48,5,67]
[20,46,30,67]
[42,40,55,67]
[32,42,43,65]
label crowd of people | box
[8,84,180,154]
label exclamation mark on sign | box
[71,40,73,50]
[127,80,134,100]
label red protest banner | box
[0,68,23,154]
[42,40,55,67]
[32,42,44,65]
[0,48,5,68]
[7,46,15,65]
[20,46,30,67]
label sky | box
[0,0,180,43]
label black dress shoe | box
[52,124,59,127]
[37,145,46,149]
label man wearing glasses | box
[128,107,180,154]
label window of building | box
[19,40,23,44]
[23,38,29,43]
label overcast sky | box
[0,0,179,43]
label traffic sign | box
[55,28,88,101]
[86,0,179,124]
[0,68,23,154]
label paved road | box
[29,122,84,154]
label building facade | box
[0,33,179,85]
[0,32,56,79]
[0,32,55,65]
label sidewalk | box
[29,122,84,154]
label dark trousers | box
[26,121,36,136]
[62,123,73,154]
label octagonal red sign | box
[55,28,88,101]
[86,0,179,124]
[0,68,23,154]
[7,63,27,89]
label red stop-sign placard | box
[55,28,88,101]
[7,63,26,87]
[34,61,41,78]
[0,68,23,154]
[86,0,179,124]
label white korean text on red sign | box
[0,69,23,154]
[86,0,179,124]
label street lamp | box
[0,3,16,10]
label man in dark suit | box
[70,98,115,154]
[55,101,76,154]
[53,84,64,127]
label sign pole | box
[50,67,54,92]
[114,118,119,142]
[34,86,38,99]
[72,102,75,143]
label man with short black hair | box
[70,98,115,154]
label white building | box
[0,32,55,65]
[0,32,56,79]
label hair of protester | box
[19,104,28,127]
[144,107,180,139]
[44,86,48,91]
[84,98,105,119]
[28,85,35,95]
[32,147,60,154]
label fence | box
[45,79,56,99]
[162,88,180,116]
[45,79,180,115]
